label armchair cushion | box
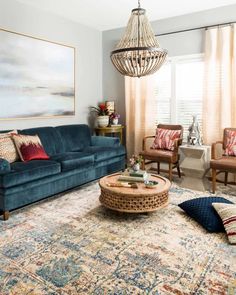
[151,128,181,151]
[140,149,178,163]
[210,157,236,172]
[0,158,11,175]
[223,130,236,156]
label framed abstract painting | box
[0,28,75,119]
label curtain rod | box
[155,21,235,37]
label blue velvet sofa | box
[0,124,126,220]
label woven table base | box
[99,173,171,213]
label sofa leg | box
[3,211,9,221]
[212,169,216,194]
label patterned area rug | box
[0,182,236,294]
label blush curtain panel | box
[125,76,157,159]
[203,24,236,144]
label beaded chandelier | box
[110,0,167,78]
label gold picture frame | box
[0,28,76,120]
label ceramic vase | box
[132,163,140,172]
[112,118,119,125]
[97,116,109,127]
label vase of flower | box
[132,163,140,172]
[97,115,109,127]
[91,103,110,127]
[110,112,120,125]
[112,118,119,125]
[129,154,143,172]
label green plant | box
[91,103,109,116]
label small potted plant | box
[91,103,109,127]
[129,154,143,172]
[110,112,120,125]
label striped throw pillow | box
[151,128,181,151]
[212,203,236,244]
[0,130,19,163]
[224,130,236,156]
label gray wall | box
[0,0,102,130]
[103,4,236,124]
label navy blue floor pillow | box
[178,197,233,232]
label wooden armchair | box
[139,124,183,181]
[210,128,236,193]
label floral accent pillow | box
[12,134,49,162]
[0,130,19,163]
[151,128,181,151]
[224,130,236,156]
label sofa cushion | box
[0,160,61,188]
[51,152,94,171]
[19,127,64,156]
[56,125,91,152]
[85,146,126,162]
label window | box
[154,55,204,140]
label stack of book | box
[118,169,148,183]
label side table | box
[179,145,211,191]
[95,125,124,145]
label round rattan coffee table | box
[99,173,171,213]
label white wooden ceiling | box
[16,0,236,31]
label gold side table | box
[95,125,124,145]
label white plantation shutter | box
[176,58,204,139]
[154,55,204,141]
[155,62,171,124]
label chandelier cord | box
[138,1,140,50]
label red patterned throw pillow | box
[224,130,236,156]
[12,134,49,162]
[151,128,181,151]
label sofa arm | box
[0,158,11,175]
[91,136,120,147]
